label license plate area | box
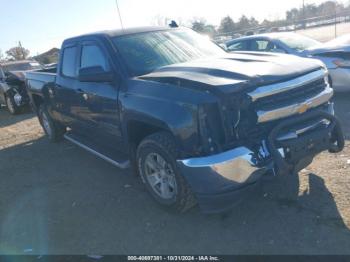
[277,127,332,163]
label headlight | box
[198,104,224,154]
[333,59,350,68]
[324,75,330,86]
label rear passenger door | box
[76,40,122,148]
[54,44,86,129]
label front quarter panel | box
[120,79,217,157]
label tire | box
[38,104,66,142]
[6,94,20,115]
[137,131,196,213]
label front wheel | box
[137,132,196,213]
[6,95,20,115]
[38,104,66,142]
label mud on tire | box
[38,104,66,142]
[137,131,197,213]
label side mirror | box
[78,66,113,82]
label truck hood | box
[139,52,323,94]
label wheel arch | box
[126,119,174,150]
[30,94,45,112]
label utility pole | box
[334,2,337,38]
[18,41,25,60]
[302,0,306,29]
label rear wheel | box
[38,104,66,142]
[6,95,19,115]
[137,132,196,212]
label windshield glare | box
[279,34,320,51]
[113,28,225,76]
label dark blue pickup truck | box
[25,26,344,213]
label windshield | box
[112,28,225,76]
[279,34,320,51]
[2,62,42,72]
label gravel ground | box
[0,93,349,255]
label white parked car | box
[226,32,350,92]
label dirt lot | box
[0,94,349,255]
[298,22,350,42]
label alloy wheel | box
[144,153,177,200]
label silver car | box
[226,32,350,92]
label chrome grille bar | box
[257,86,333,123]
[248,69,326,102]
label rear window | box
[61,46,78,77]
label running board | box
[64,133,130,169]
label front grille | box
[241,103,331,142]
[247,69,332,124]
[253,78,326,110]
[221,70,331,149]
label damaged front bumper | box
[10,87,30,107]
[177,146,269,213]
[177,106,345,213]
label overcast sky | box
[0,0,348,55]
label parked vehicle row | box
[25,26,344,213]
[225,32,350,92]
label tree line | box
[1,0,349,63]
[191,0,350,37]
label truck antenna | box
[115,0,125,31]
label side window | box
[61,46,78,78]
[227,41,248,51]
[81,45,109,71]
[250,40,277,52]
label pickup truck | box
[25,26,344,213]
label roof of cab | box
[64,26,174,43]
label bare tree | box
[218,16,236,34]
[191,18,217,37]
[6,43,30,61]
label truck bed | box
[25,71,56,96]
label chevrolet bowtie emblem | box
[298,103,309,114]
